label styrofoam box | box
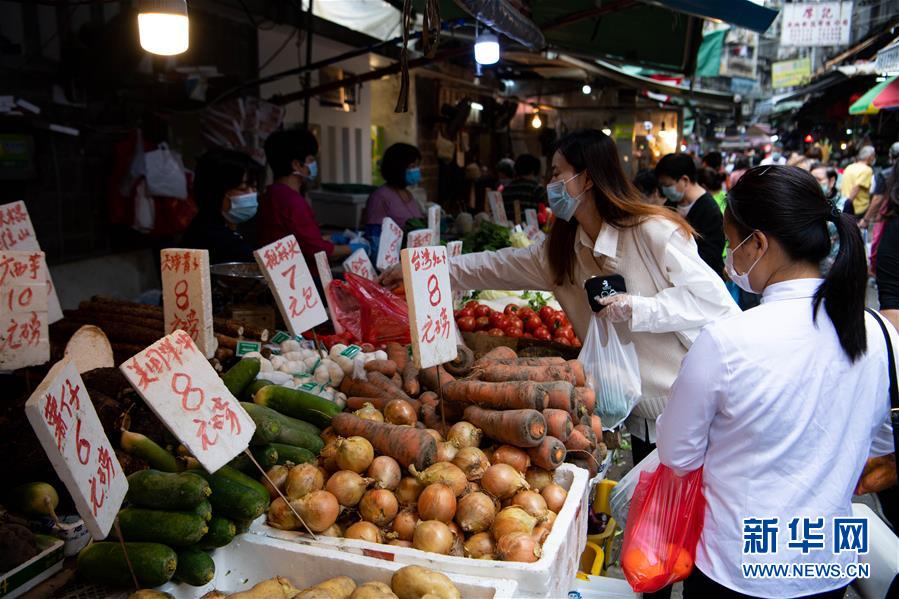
[254,463,590,599]
[307,190,368,229]
[160,533,517,598]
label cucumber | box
[188,500,213,522]
[175,547,215,586]
[233,518,254,534]
[253,385,340,428]
[270,443,315,465]
[120,430,180,472]
[127,470,211,510]
[247,409,282,446]
[199,515,236,549]
[242,379,272,401]
[221,358,260,397]
[227,445,279,475]
[9,482,59,518]
[77,542,176,587]
[241,402,323,452]
[196,466,269,521]
[117,507,208,547]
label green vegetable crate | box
[0,535,64,598]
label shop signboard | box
[0,249,49,370]
[161,249,215,358]
[376,217,403,271]
[406,229,434,248]
[780,2,852,47]
[343,248,376,280]
[487,191,510,226]
[255,235,328,336]
[772,57,812,89]
[401,246,457,369]
[25,358,127,538]
[876,43,899,74]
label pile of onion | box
[417,483,456,523]
[336,436,374,473]
[447,421,482,448]
[368,456,401,490]
[325,470,371,507]
[481,463,529,499]
[412,520,454,554]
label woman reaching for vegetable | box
[380,129,738,464]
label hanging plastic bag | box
[620,465,706,593]
[610,448,661,529]
[132,180,155,233]
[329,272,410,344]
[579,314,642,429]
[144,142,188,199]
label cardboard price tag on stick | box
[376,217,403,271]
[120,330,255,472]
[401,246,458,369]
[406,229,434,249]
[161,249,215,358]
[313,251,343,335]
[25,359,128,538]
[0,249,50,370]
[487,191,510,226]
[343,248,376,280]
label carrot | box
[590,414,603,440]
[538,381,575,413]
[346,396,421,413]
[575,387,596,416]
[543,409,573,442]
[331,413,437,470]
[567,449,600,478]
[444,345,475,377]
[443,380,546,411]
[417,365,455,392]
[527,436,566,470]
[478,357,565,367]
[418,391,439,407]
[574,424,597,449]
[391,373,404,388]
[476,346,517,363]
[386,342,407,370]
[364,359,398,377]
[462,405,545,448]
[564,428,592,452]
[421,403,448,436]
[367,371,412,400]
[340,376,392,399]
[567,360,586,386]
[476,363,579,385]
[579,412,592,427]
[402,362,420,397]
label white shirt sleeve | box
[656,328,726,475]
[450,242,552,292]
[630,230,738,342]
[869,418,894,457]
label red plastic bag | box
[620,465,706,593]
[329,272,410,345]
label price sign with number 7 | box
[401,246,457,369]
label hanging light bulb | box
[474,32,500,65]
[138,0,189,56]
[582,83,592,95]
[531,112,542,129]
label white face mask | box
[724,232,765,293]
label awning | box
[849,75,899,115]
[644,0,778,34]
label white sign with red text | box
[428,205,441,244]
[401,246,457,369]
[254,235,328,336]
[447,240,463,258]
[0,250,49,370]
[25,359,127,538]
[376,217,404,271]
[314,251,342,334]
[0,201,62,323]
[780,2,851,47]
[343,248,376,281]
[161,249,215,359]
[525,209,538,230]
[406,229,434,249]
[120,330,255,472]
[487,191,510,227]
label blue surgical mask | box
[223,192,257,224]
[724,232,764,294]
[820,182,831,195]
[294,161,318,181]
[661,184,685,203]
[406,166,422,187]
[546,172,585,221]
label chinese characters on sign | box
[742,516,868,555]
[343,248,376,281]
[487,191,510,227]
[161,249,215,358]
[120,330,255,472]
[25,359,127,538]
[401,246,457,369]
[446,240,463,258]
[406,229,434,249]
[0,201,62,323]
[376,217,404,271]
[780,2,852,47]
[254,235,328,336]
[0,250,49,370]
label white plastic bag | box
[610,448,660,529]
[132,180,155,233]
[144,142,188,199]
[579,314,642,430]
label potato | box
[295,590,338,599]
[229,577,300,599]
[350,581,399,599]
[313,576,357,599]
[390,566,461,599]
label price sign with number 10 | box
[401,246,457,369]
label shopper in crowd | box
[501,153,547,215]
[697,167,727,213]
[656,153,726,276]
[841,145,876,219]
[381,128,738,466]
[810,162,842,210]
[860,141,899,228]
[760,142,786,166]
[632,169,665,206]
[727,155,751,190]
[182,149,258,264]
[495,158,515,191]
[365,142,425,232]
[702,151,723,174]
[657,165,893,599]
[258,128,354,265]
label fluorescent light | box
[531,113,542,129]
[138,0,189,56]
[840,142,848,150]
[582,84,592,95]
[846,128,853,135]
[470,102,484,111]
[601,127,612,136]
[770,134,779,142]
[474,33,500,65]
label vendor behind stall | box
[365,143,424,236]
[182,149,258,264]
[501,154,547,215]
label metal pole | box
[303,0,315,127]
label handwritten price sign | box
[524,209,538,230]
[343,248,376,280]
[25,359,127,538]
[447,240,463,258]
[428,205,441,244]
[161,249,215,358]
[487,191,510,226]
[376,217,403,271]
[120,331,255,472]
[314,251,343,334]
[401,246,457,369]
[406,229,434,249]
[0,201,62,323]
[0,250,50,370]
[254,235,328,336]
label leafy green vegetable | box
[461,220,511,253]
[520,290,549,311]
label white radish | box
[270,355,286,370]
[313,364,331,384]
[280,339,301,354]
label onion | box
[452,447,490,481]
[325,470,372,507]
[262,464,289,500]
[447,421,482,448]
[436,441,459,463]
[423,428,443,443]
[389,539,413,547]
[384,399,417,425]
[450,531,465,557]
[285,463,324,499]
[368,456,401,490]
[320,438,340,473]
[481,463,529,499]
[511,490,548,519]
[525,467,553,491]
[497,531,543,563]
[410,462,467,496]
[492,445,530,473]
[491,506,537,540]
[532,523,551,544]
[354,402,384,422]
[345,521,383,543]
[412,520,453,554]
[321,522,344,538]
[336,436,374,473]
[290,490,339,533]
[454,491,496,534]
[541,483,567,513]
[320,426,339,443]
[391,509,419,541]
[464,532,496,559]
[359,489,399,527]
[267,497,299,530]
[462,481,481,496]
[395,476,425,505]
[417,483,456,523]
[544,510,557,530]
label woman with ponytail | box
[656,165,895,598]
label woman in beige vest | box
[380,129,738,464]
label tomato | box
[524,315,543,333]
[465,301,480,311]
[539,306,555,322]
[504,327,523,338]
[517,307,535,320]
[553,332,572,346]
[487,328,505,337]
[505,316,523,331]
[557,324,575,340]
[489,312,508,329]
[521,332,534,339]
[533,326,551,341]
[503,303,520,316]
[457,316,476,332]
[457,307,474,319]
[571,337,582,349]
[545,312,565,330]
[475,316,490,330]
[475,304,492,318]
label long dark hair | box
[547,129,692,285]
[193,149,257,220]
[726,165,867,361]
[881,166,899,221]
